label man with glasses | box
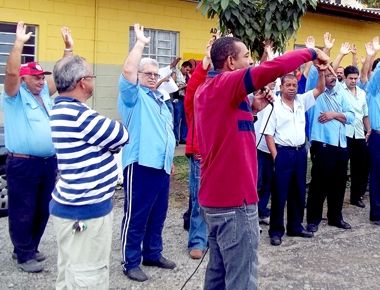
[1,22,73,273]
[50,55,129,290]
[119,23,176,282]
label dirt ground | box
[1,151,380,289]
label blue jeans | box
[173,99,187,142]
[202,204,259,290]
[188,156,207,250]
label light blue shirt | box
[309,84,355,148]
[366,62,380,130]
[1,82,55,157]
[118,75,175,175]
[342,82,368,139]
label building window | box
[0,23,36,84]
[129,27,179,68]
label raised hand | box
[350,44,357,55]
[372,36,380,52]
[365,42,376,56]
[15,21,32,44]
[340,42,351,55]
[134,23,150,45]
[61,26,74,49]
[323,32,335,50]
[263,39,274,60]
[305,36,315,49]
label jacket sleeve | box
[184,61,209,123]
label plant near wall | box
[359,0,380,8]
[198,0,317,57]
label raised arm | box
[332,42,351,71]
[122,24,150,84]
[323,32,335,56]
[4,22,32,97]
[312,69,326,99]
[361,41,377,85]
[48,26,75,95]
[350,44,358,68]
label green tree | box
[198,0,317,57]
[359,0,380,8]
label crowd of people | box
[1,20,380,290]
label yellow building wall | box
[289,12,380,67]
[0,0,217,64]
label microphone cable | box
[256,102,274,149]
[179,246,209,290]
[180,98,274,290]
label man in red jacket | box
[194,36,330,290]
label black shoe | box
[350,200,365,208]
[142,256,176,269]
[371,220,380,226]
[306,224,319,233]
[328,220,352,229]
[179,140,186,144]
[287,229,314,238]
[124,267,148,282]
[270,236,282,246]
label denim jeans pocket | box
[205,211,237,250]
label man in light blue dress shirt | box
[119,24,176,282]
[306,70,354,233]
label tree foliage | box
[359,0,380,8]
[198,0,317,57]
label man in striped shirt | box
[49,55,129,290]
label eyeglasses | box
[139,71,160,79]
[77,75,96,83]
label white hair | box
[138,57,158,71]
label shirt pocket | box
[25,101,42,122]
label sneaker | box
[12,252,46,262]
[18,259,43,273]
[142,256,176,269]
[124,267,148,282]
[189,249,203,260]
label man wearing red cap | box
[1,21,73,273]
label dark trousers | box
[7,155,57,263]
[347,137,369,202]
[307,142,348,225]
[173,99,187,142]
[121,163,170,270]
[257,150,273,218]
[368,133,380,221]
[269,145,307,238]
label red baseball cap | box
[19,62,51,77]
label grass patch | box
[173,156,189,183]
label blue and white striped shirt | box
[49,96,129,220]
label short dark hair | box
[281,73,297,85]
[344,65,359,77]
[210,37,242,70]
[181,61,192,69]
[372,58,380,72]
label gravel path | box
[1,189,380,289]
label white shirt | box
[158,66,177,101]
[254,100,277,153]
[261,90,315,146]
[343,83,368,139]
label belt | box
[276,143,305,150]
[8,153,55,159]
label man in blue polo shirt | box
[1,22,73,273]
[119,23,176,282]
